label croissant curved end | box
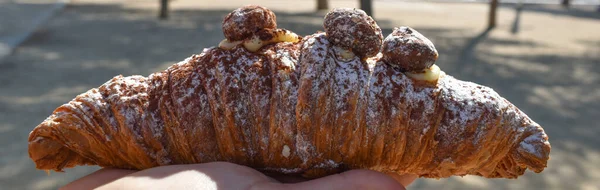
[515,121,551,173]
[28,127,94,171]
[28,108,97,172]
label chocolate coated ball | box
[382,27,438,72]
[323,8,383,58]
[222,5,277,41]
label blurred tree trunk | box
[360,0,373,17]
[159,0,168,19]
[317,0,329,10]
[488,0,498,28]
[561,0,570,8]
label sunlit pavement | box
[0,0,598,189]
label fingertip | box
[61,168,136,190]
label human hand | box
[61,162,417,190]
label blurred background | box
[1,0,599,189]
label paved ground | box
[0,0,67,61]
[0,0,599,189]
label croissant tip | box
[514,123,551,173]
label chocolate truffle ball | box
[382,27,438,72]
[222,5,277,41]
[323,8,383,58]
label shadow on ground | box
[516,4,600,20]
[0,2,598,190]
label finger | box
[99,162,278,189]
[386,172,418,187]
[266,169,406,190]
[61,168,136,190]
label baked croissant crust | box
[28,6,550,179]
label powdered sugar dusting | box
[519,122,550,158]
[437,75,509,145]
[99,75,149,139]
[268,43,301,144]
[296,33,329,163]
[332,52,361,111]
[520,136,539,156]
[315,159,340,168]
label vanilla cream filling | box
[282,145,291,158]
[218,39,242,50]
[218,29,300,52]
[244,30,300,52]
[406,64,441,82]
[333,46,355,61]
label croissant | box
[28,5,550,179]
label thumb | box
[264,170,407,190]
